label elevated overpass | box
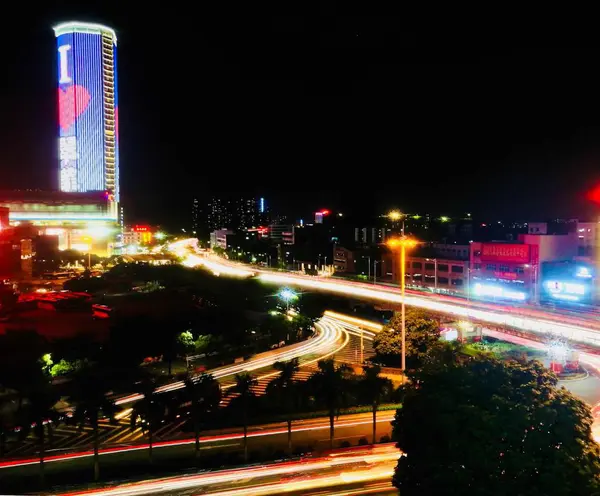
[187,254,600,352]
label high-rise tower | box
[53,22,119,203]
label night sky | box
[3,7,600,227]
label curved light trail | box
[55,444,400,496]
[115,317,345,404]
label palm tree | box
[70,366,117,482]
[230,372,257,461]
[361,365,393,444]
[308,359,352,449]
[266,358,299,455]
[130,377,166,466]
[184,373,221,459]
[0,404,11,458]
[24,380,59,487]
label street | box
[52,443,399,496]
[0,411,396,493]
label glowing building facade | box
[53,22,119,204]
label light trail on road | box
[0,412,396,470]
[115,317,345,404]
[56,444,400,496]
[190,256,600,350]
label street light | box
[388,210,405,235]
[278,288,298,310]
[387,237,419,376]
[82,236,92,269]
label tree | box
[266,358,300,454]
[373,308,441,368]
[392,355,600,495]
[229,372,257,462]
[70,366,117,481]
[176,331,196,368]
[308,359,352,449]
[360,365,393,444]
[22,376,59,486]
[0,403,10,457]
[130,377,168,466]
[183,373,221,459]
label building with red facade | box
[470,232,578,303]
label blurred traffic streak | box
[189,255,600,350]
[56,444,400,496]
[0,411,396,470]
[115,317,346,404]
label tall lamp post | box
[82,236,92,269]
[387,237,418,374]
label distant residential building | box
[391,254,469,295]
[575,221,599,258]
[210,229,234,250]
[333,246,355,273]
[268,224,295,245]
[195,196,269,234]
[122,225,154,246]
[355,227,387,245]
[432,243,470,260]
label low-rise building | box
[210,229,234,250]
[333,246,355,273]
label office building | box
[54,22,119,202]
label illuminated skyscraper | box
[53,22,119,204]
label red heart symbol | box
[58,85,91,132]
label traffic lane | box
[55,444,400,496]
[201,254,600,330]
[0,412,396,480]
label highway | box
[53,444,399,496]
[0,316,379,470]
[0,411,397,495]
[115,316,347,404]
[185,253,600,350]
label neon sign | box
[59,136,77,191]
[54,23,118,198]
[545,281,586,301]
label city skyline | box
[2,10,600,227]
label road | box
[0,412,396,494]
[186,253,600,350]
[52,443,399,496]
[0,316,378,467]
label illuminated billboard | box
[480,243,531,264]
[54,22,118,201]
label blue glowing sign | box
[544,280,586,301]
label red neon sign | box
[480,243,530,264]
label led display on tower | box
[53,22,119,202]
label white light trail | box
[115,318,344,404]
[258,272,600,349]
[56,444,400,496]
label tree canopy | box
[392,354,600,495]
[373,308,441,368]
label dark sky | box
[3,6,600,227]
